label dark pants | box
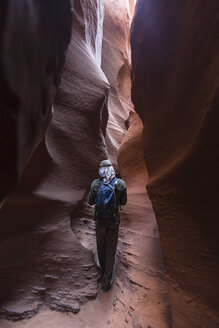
[96,223,119,284]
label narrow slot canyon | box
[0,1,218,328]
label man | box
[88,160,127,291]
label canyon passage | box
[0,1,219,328]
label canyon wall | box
[131,1,219,327]
[1,1,162,326]
[2,0,218,326]
[0,0,73,203]
[0,0,109,320]
[102,0,134,168]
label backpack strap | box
[92,180,102,216]
[108,178,117,215]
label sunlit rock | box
[102,0,135,169]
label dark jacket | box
[88,178,127,226]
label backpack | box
[96,177,117,219]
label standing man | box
[88,160,127,291]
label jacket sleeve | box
[117,180,127,205]
[88,180,98,205]
[120,187,127,205]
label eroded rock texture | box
[0,0,73,203]
[0,0,172,326]
[0,116,172,327]
[102,0,134,169]
[131,1,219,327]
[117,113,171,327]
[0,0,109,320]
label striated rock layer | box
[118,113,171,327]
[0,0,109,320]
[102,0,134,169]
[0,0,173,326]
[131,1,219,327]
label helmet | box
[100,159,112,167]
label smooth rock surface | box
[0,0,108,320]
[131,1,219,327]
[102,0,134,169]
[0,0,73,202]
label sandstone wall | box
[102,0,134,169]
[0,0,73,203]
[0,0,109,320]
[131,1,219,327]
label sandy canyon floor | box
[0,185,171,328]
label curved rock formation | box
[0,0,172,326]
[131,1,219,327]
[117,113,171,327]
[102,0,134,169]
[0,0,73,203]
[0,114,172,327]
[0,0,109,319]
[2,0,217,326]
